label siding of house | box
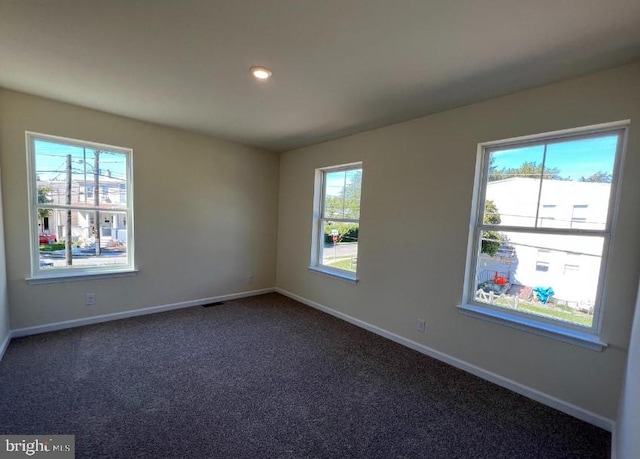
[484,178,610,304]
[276,61,640,421]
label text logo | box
[0,436,74,458]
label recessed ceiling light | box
[250,66,272,80]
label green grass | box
[494,296,592,327]
[39,242,66,251]
[326,258,357,272]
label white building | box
[481,177,610,307]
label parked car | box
[39,233,57,244]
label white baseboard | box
[275,287,614,432]
[0,330,11,361]
[11,287,275,339]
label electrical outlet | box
[247,274,254,284]
[85,293,96,306]
[416,319,426,333]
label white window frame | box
[535,261,550,273]
[564,264,580,275]
[460,121,628,350]
[26,132,136,283]
[309,162,362,283]
[539,204,556,227]
[570,204,589,228]
[535,249,551,272]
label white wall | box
[0,162,9,355]
[276,61,640,421]
[615,278,640,458]
[0,89,280,330]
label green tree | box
[489,161,562,182]
[324,222,359,244]
[481,200,503,256]
[579,171,612,183]
[37,186,53,222]
[325,170,362,219]
[324,169,362,243]
[343,169,362,215]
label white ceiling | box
[1,1,640,152]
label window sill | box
[457,303,607,351]
[27,268,138,285]
[308,265,358,284]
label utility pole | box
[65,154,72,265]
[94,151,101,256]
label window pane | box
[537,135,617,229]
[323,169,362,219]
[34,139,128,209]
[475,231,603,327]
[37,208,128,270]
[484,145,545,227]
[321,220,359,272]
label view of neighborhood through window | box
[28,133,133,275]
[316,164,362,274]
[471,127,624,329]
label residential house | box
[37,170,127,245]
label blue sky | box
[34,139,126,182]
[325,169,361,197]
[36,133,616,187]
[491,135,618,180]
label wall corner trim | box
[274,287,614,432]
[611,422,618,459]
[0,332,11,362]
[9,287,276,339]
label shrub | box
[39,242,66,251]
[324,223,359,244]
[481,200,504,256]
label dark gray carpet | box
[0,293,610,458]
